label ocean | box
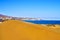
[24,20,60,24]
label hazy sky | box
[0,0,60,20]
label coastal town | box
[0,14,41,22]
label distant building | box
[19,18,41,20]
[0,19,4,22]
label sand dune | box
[40,24,60,33]
[0,20,60,40]
[47,25,60,33]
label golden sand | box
[40,24,60,33]
[0,20,60,40]
[47,25,60,33]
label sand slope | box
[47,25,60,33]
[0,20,60,40]
[40,24,60,33]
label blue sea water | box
[24,20,60,24]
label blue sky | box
[0,0,60,20]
